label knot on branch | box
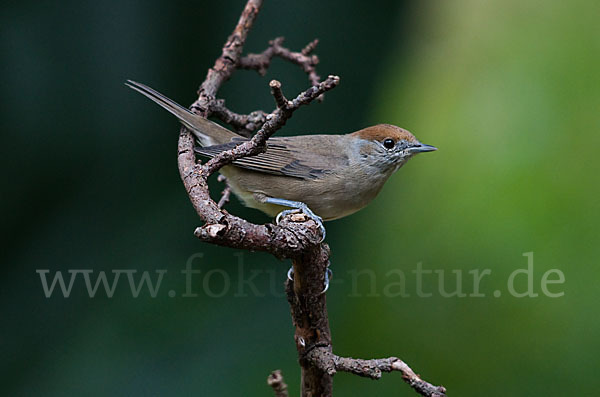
[275,212,324,249]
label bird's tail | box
[125,80,237,146]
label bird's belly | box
[220,166,387,221]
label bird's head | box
[350,124,437,173]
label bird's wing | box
[195,136,345,180]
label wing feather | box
[194,136,342,180]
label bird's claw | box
[275,208,326,242]
[287,266,333,294]
[322,267,333,293]
[266,197,326,242]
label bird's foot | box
[267,198,326,242]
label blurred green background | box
[2,0,599,395]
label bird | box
[126,80,437,239]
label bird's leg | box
[263,197,326,242]
[265,196,329,291]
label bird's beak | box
[408,143,438,153]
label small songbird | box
[126,81,436,236]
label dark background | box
[2,0,599,395]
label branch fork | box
[239,36,321,89]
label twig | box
[208,101,268,137]
[267,370,289,397]
[216,175,231,209]
[269,80,288,109]
[390,360,447,397]
[206,37,324,135]
[201,76,339,177]
[304,348,447,397]
[239,37,321,89]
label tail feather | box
[125,80,237,146]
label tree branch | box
[170,0,446,396]
[201,76,339,177]
[216,175,231,209]
[208,101,268,137]
[205,36,325,136]
[239,37,321,90]
[304,348,447,397]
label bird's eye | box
[383,138,395,149]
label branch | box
[177,0,338,261]
[304,348,447,397]
[177,0,326,259]
[170,0,447,396]
[187,76,338,259]
[202,76,339,177]
[239,37,321,89]
[267,370,289,397]
[208,101,268,137]
[207,37,324,136]
[216,175,231,209]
